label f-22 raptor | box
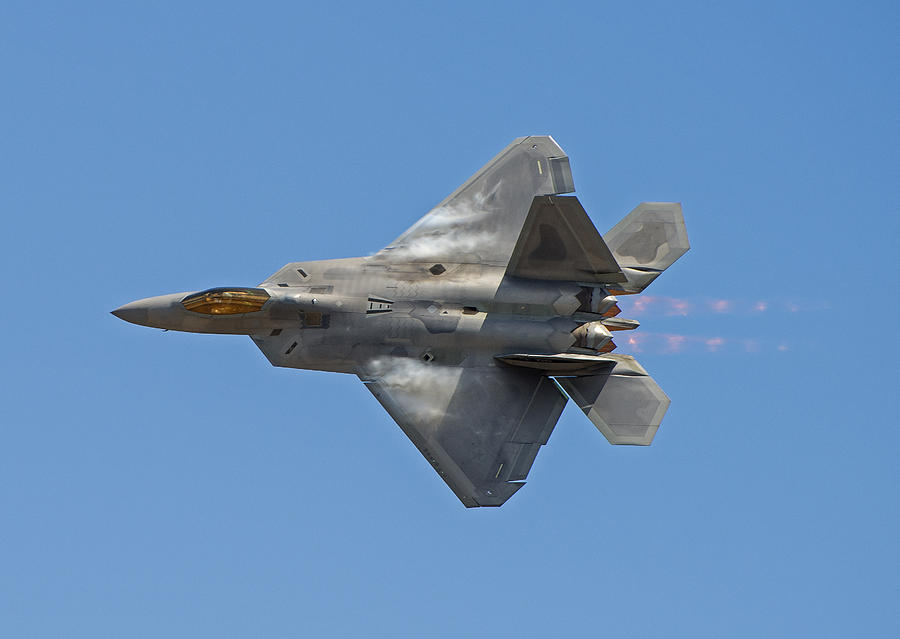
[113,136,689,507]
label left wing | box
[359,358,567,507]
[374,136,575,267]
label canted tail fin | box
[505,196,626,284]
[603,202,689,294]
[503,198,687,293]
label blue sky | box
[2,1,898,637]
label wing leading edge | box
[359,359,567,507]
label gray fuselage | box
[113,256,615,375]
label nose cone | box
[111,292,192,329]
[111,300,151,326]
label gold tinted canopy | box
[182,288,270,315]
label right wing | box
[359,358,567,507]
[374,136,575,267]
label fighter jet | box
[112,136,689,507]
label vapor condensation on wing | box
[364,357,462,422]
[384,180,505,260]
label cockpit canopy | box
[181,288,270,315]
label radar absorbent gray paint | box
[112,136,690,508]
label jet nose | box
[111,300,151,326]
[111,292,197,330]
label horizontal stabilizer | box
[556,355,670,445]
[603,202,689,294]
